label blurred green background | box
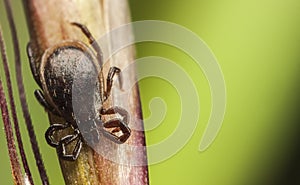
[1,0,300,184]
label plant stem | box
[0,21,34,185]
[23,0,149,184]
[4,0,49,184]
[0,27,24,185]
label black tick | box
[27,22,131,161]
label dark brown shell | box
[40,41,101,125]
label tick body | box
[27,23,131,161]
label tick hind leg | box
[102,118,131,143]
[45,123,82,161]
[100,106,131,143]
[45,122,70,147]
[57,129,82,161]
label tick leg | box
[57,129,82,161]
[27,42,42,88]
[99,107,131,143]
[104,67,123,100]
[60,138,82,161]
[34,89,61,116]
[100,106,129,123]
[71,22,103,67]
[45,123,70,147]
[102,118,131,143]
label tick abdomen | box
[41,43,100,123]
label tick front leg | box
[34,89,60,116]
[100,106,129,123]
[27,42,42,88]
[104,67,123,100]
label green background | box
[1,0,300,184]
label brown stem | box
[4,0,49,184]
[23,0,149,184]
[0,22,34,185]
[0,81,24,185]
[0,29,24,185]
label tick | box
[27,22,131,161]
